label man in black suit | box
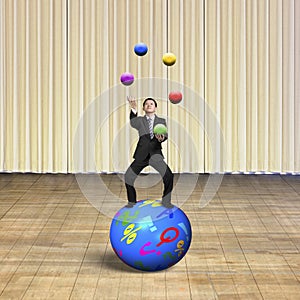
[124,96,174,208]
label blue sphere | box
[134,43,148,56]
[110,199,192,271]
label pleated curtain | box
[0,0,67,172]
[0,0,299,173]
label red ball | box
[168,91,182,104]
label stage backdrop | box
[0,0,299,173]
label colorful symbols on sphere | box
[110,199,192,271]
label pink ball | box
[120,72,134,86]
[169,91,182,104]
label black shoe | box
[162,201,174,208]
[125,202,136,208]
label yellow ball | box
[162,52,176,66]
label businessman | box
[124,96,174,208]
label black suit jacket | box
[130,110,168,161]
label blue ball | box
[134,43,148,56]
[110,199,192,271]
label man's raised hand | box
[127,96,137,110]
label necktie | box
[147,117,154,139]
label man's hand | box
[127,96,137,110]
[155,134,165,142]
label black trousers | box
[124,154,174,203]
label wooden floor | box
[0,173,299,300]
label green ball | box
[153,124,167,135]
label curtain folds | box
[204,0,299,173]
[0,0,299,173]
[0,0,67,172]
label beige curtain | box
[167,0,205,173]
[69,0,168,173]
[1,0,299,173]
[0,0,67,172]
[204,0,300,173]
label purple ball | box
[120,72,134,86]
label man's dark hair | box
[143,97,157,107]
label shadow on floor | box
[101,251,142,273]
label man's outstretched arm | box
[127,96,139,129]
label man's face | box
[143,100,156,114]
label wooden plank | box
[0,174,299,299]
